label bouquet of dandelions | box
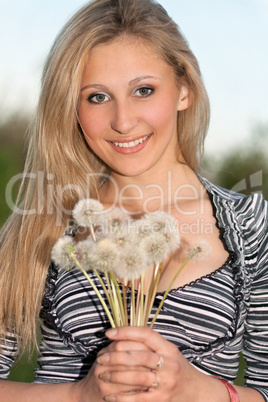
[52,199,204,328]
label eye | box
[87,92,110,104]
[135,87,154,97]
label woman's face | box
[78,38,190,178]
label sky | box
[0,0,268,156]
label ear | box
[177,85,192,111]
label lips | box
[110,133,152,148]
[108,133,152,154]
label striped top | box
[1,177,268,400]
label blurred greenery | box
[0,113,28,225]
[8,352,38,383]
[203,122,268,200]
[1,113,267,384]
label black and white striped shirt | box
[1,177,268,400]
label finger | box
[99,369,158,389]
[94,363,148,397]
[100,381,148,397]
[99,340,151,357]
[97,350,160,369]
[104,389,155,402]
[106,327,173,354]
[100,383,148,399]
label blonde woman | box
[0,0,267,401]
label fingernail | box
[97,353,110,364]
[106,328,118,338]
[99,371,111,382]
[104,396,116,402]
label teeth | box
[112,134,150,148]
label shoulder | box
[198,175,268,243]
[199,174,267,218]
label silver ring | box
[156,355,164,369]
[151,372,160,389]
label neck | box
[99,163,203,215]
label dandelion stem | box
[146,263,162,324]
[144,265,157,324]
[89,224,96,242]
[110,279,121,327]
[139,275,145,326]
[67,250,114,328]
[135,280,141,325]
[143,267,151,325]
[80,268,116,328]
[131,279,136,326]
[94,270,111,306]
[104,272,120,326]
[122,283,128,326]
[109,271,126,326]
[150,248,200,328]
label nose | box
[111,100,139,135]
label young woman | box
[0,0,267,401]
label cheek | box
[78,108,105,142]
[145,98,178,130]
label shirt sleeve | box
[243,195,268,401]
[0,332,18,379]
[34,265,110,383]
[34,319,94,383]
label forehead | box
[91,35,163,56]
[81,37,175,84]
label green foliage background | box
[1,113,267,384]
[0,114,28,225]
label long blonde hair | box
[0,0,210,353]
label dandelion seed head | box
[140,232,170,264]
[144,212,178,234]
[137,212,180,254]
[75,239,96,269]
[164,230,181,254]
[91,238,118,273]
[107,208,130,228]
[187,238,212,262]
[72,198,104,226]
[94,208,131,241]
[114,246,147,280]
[51,236,75,270]
[97,224,131,247]
[108,218,130,239]
[135,217,154,240]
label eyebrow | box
[81,75,160,92]
[129,75,159,85]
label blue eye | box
[136,87,154,97]
[88,93,109,104]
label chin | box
[110,162,152,177]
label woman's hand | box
[92,326,227,402]
[72,330,155,401]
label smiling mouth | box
[110,133,152,148]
